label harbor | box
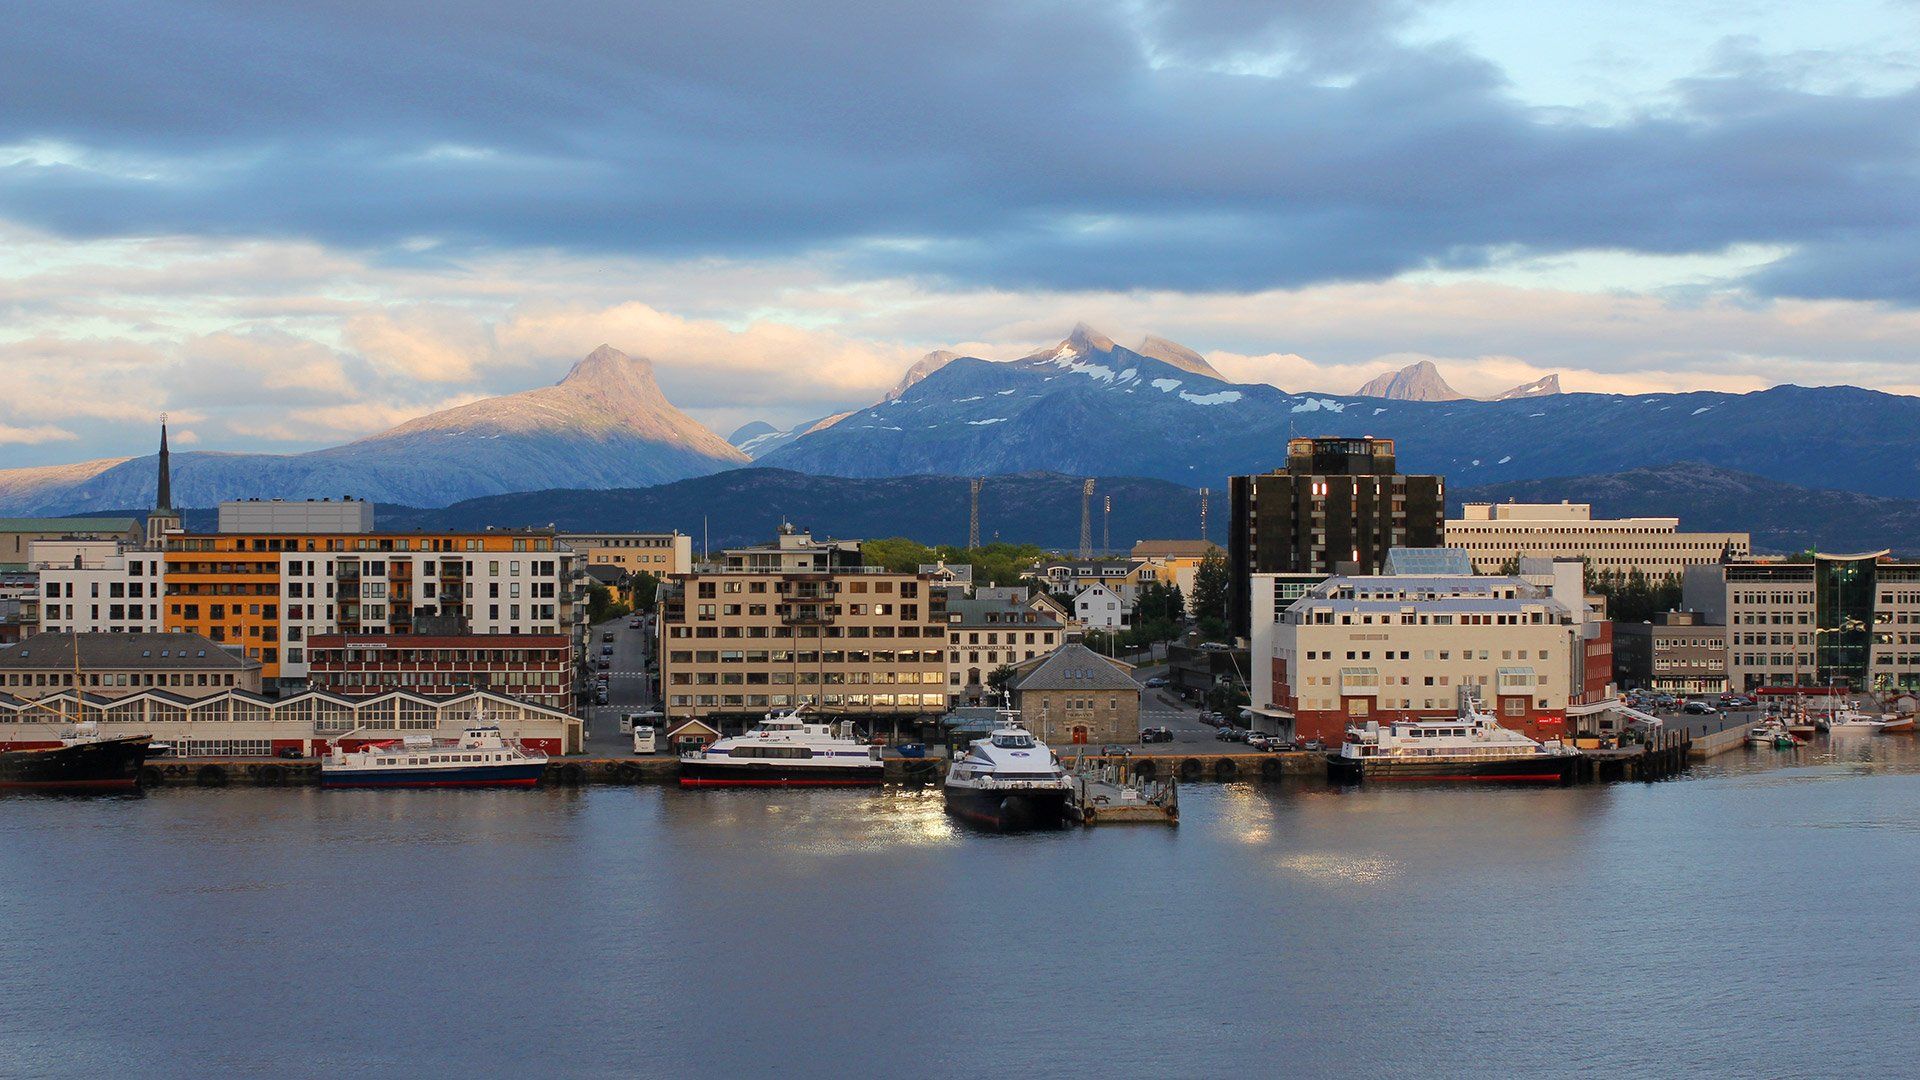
[10,734,1920,1079]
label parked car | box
[1683,700,1718,714]
[1302,738,1325,752]
[1140,726,1174,743]
[1144,676,1169,688]
[602,630,616,642]
[1215,726,1237,741]
[1245,732,1271,750]
[596,657,611,670]
[600,644,614,656]
[593,689,610,705]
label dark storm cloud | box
[1,1,1916,299]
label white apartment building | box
[1249,559,1611,745]
[1446,501,1749,577]
[1073,582,1131,631]
[31,539,166,633]
[275,549,575,681]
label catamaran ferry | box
[321,725,548,788]
[1328,708,1578,785]
[943,712,1073,829]
[679,704,884,787]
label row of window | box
[671,671,944,685]
[668,693,946,709]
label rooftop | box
[0,517,139,534]
[0,631,258,670]
[1011,643,1139,692]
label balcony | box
[779,604,836,626]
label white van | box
[632,725,658,754]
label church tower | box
[144,417,181,549]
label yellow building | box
[559,531,693,577]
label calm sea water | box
[6,738,1920,1079]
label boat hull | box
[320,761,546,788]
[0,736,150,791]
[942,783,1071,829]
[1327,752,1576,785]
[679,760,883,787]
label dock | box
[1064,757,1178,825]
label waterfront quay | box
[132,728,1713,789]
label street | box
[582,615,656,756]
[1129,662,1225,744]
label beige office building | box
[657,567,949,721]
[559,532,693,577]
[1447,502,1748,577]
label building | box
[217,497,375,535]
[720,525,863,572]
[1446,501,1749,577]
[1707,552,1920,695]
[919,561,975,599]
[560,531,693,577]
[306,633,574,711]
[656,552,948,723]
[31,539,166,633]
[1613,611,1728,694]
[1228,437,1445,638]
[145,420,182,549]
[1130,539,1222,613]
[0,631,261,701]
[1073,582,1131,631]
[1031,559,1144,602]
[0,687,579,755]
[1165,641,1248,703]
[1250,560,1613,744]
[164,527,576,691]
[0,517,142,568]
[943,594,1064,705]
[1006,641,1141,745]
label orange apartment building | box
[164,529,575,692]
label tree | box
[585,583,617,625]
[987,664,1017,695]
[628,571,661,613]
[1191,549,1230,627]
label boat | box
[678,704,883,787]
[1879,715,1916,734]
[1746,718,1803,748]
[943,712,1073,829]
[0,722,151,792]
[1064,755,1177,826]
[1328,707,1578,784]
[1823,703,1894,734]
[321,725,547,788]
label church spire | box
[156,414,173,512]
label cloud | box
[0,423,77,445]
[0,2,1914,300]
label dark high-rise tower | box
[1227,437,1444,637]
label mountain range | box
[372,467,1204,551]
[0,346,747,513]
[132,461,1920,557]
[757,324,1920,499]
[13,324,1920,515]
[1353,359,1561,402]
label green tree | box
[628,571,661,612]
[585,583,616,625]
[1191,549,1230,626]
[987,664,1017,694]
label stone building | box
[1007,641,1141,746]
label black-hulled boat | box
[942,713,1073,829]
[0,732,152,791]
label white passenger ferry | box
[678,704,883,787]
[321,726,548,788]
[1329,707,1577,785]
[943,712,1073,829]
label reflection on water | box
[5,737,1920,1078]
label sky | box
[2,0,1919,464]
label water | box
[5,738,1920,1079]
